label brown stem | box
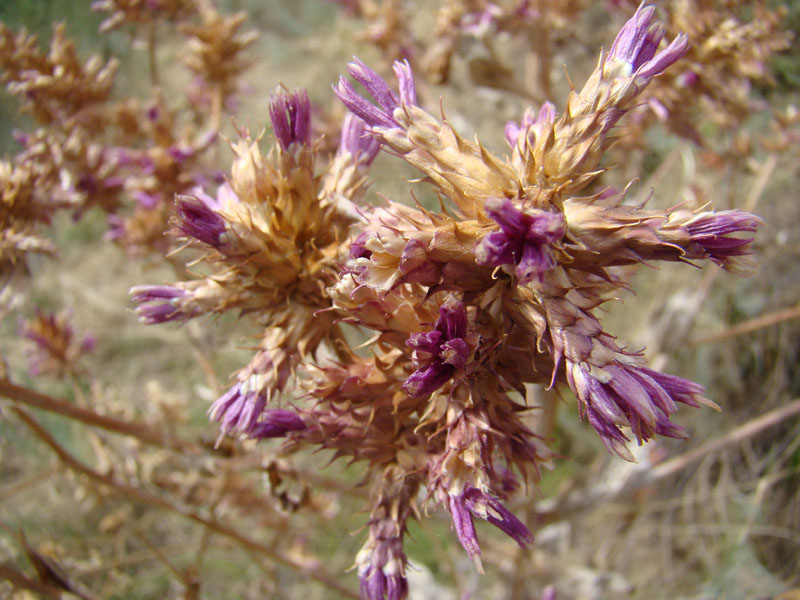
[11,407,360,599]
[0,378,196,452]
[525,0,552,101]
[690,304,800,346]
[210,84,223,134]
[0,563,63,598]
[148,22,160,87]
[536,399,800,522]
[646,398,800,483]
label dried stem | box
[148,22,160,87]
[690,304,800,346]
[537,399,800,522]
[0,563,63,599]
[11,406,360,599]
[0,378,197,452]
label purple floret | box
[475,197,565,284]
[269,89,312,151]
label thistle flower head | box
[475,197,565,284]
[505,101,556,148]
[356,536,408,600]
[449,486,534,564]
[248,409,305,440]
[268,88,311,151]
[174,191,226,248]
[130,284,196,324]
[337,113,381,166]
[333,57,416,129]
[683,210,763,273]
[20,310,95,378]
[604,3,689,88]
[567,360,709,460]
[353,467,415,600]
[403,296,473,399]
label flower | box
[268,88,311,151]
[604,3,689,90]
[474,197,565,283]
[130,284,195,324]
[20,310,95,378]
[403,296,472,398]
[337,113,381,166]
[449,486,534,567]
[174,192,226,248]
[333,58,416,129]
[684,210,763,266]
[567,360,710,459]
[249,409,305,439]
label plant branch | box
[11,407,360,599]
[0,378,196,452]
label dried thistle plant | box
[0,0,258,271]
[131,5,765,598]
[615,0,792,149]
[19,310,95,379]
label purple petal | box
[269,89,312,150]
[250,409,306,439]
[450,494,481,559]
[175,194,226,247]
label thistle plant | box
[0,0,258,318]
[130,4,765,598]
[19,310,95,379]
[612,0,792,149]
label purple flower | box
[269,88,311,151]
[349,231,374,260]
[567,360,707,459]
[463,487,534,548]
[208,351,293,438]
[449,487,534,561]
[685,210,763,264]
[338,113,381,166]
[474,197,565,284]
[19,311,95,378]
[358,561,408,600]
[132,191,162,209]
[334,58,416,129]
[404,297,471,398]
[174,193,226,248]
[356,516,409,600]
[450,492,481,560]
[209,383,267,438]
[249,409,306,439]
[130,285,193,324]
[505,102,555,147]
[606,4,689,83]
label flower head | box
[130,284,196,324]
[174,192,226,248]
[474,197,565,283]
[337,113,381,166]
[269,88,311,151]
[567,360,709,460]
[684,210,763,267]
[20,310,95,378]
[333,58,416,129]
[449,486,534,566]
[249,409,305,439]
[605,4,689,85]
[404,296,472,398]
